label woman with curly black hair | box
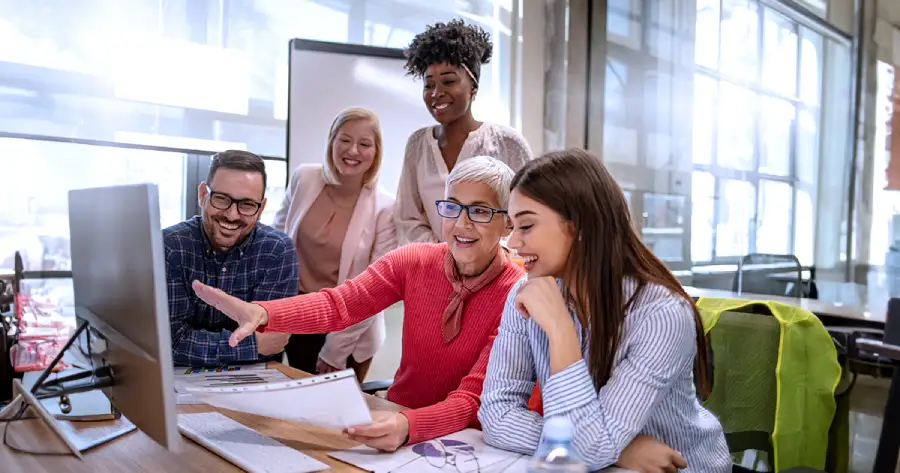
[395,18,533,245]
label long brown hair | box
[511,148,710,398]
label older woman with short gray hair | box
[192,156,526,451]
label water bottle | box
[527,416,589,472]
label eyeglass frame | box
[413,439,481,473]
[435,200,507,224]
[204,184,263,217]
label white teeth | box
[218,221,239,231]
[343,159,361,165]
[455,236,476,243]
[434,103,450,110]
[522,255,538,263]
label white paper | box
[328,429,525,473]
[173,366,292,405]
[187,369,372,431]
[174,368,292,393]
[329,429,637,473]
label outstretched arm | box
[254,245,416,334]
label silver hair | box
[445,156,514,208]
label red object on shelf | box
[11,292,73,372]
[10,337,70,373]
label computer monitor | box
[66,183,182,452]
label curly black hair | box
[403,18,493,84]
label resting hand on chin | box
[513,276,573,336]
[343,411,409,452]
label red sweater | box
[255,243,524,443]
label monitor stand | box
[0,320,136,459]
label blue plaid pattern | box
[164,216,299,367]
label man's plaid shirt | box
[164,216,298,366]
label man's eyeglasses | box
[436,200,506,224]
[205,185,262,216]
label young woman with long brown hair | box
[478,149,731,472]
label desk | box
[0,362,400,472]
[683,286,881,325]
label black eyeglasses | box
[205,185,262,216]
[436,200,506,224]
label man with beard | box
[164,150,298,367]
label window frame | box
[0,130,289,242]
[688,0,823,265]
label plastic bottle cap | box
[542,416,574,442]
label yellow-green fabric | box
[697,297,841,471]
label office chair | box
[733,253,804,298]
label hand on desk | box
[192,280,269,347]
[616,434,687,473]
[344,411,409,452]
[256,332,290,356]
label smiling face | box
[331,118,378,180]
[506,189,574,278]
[441,180,509,277]
[422,62,476,125]
[199,168,267,253]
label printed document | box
[329,429,636,473]
[173,364,292,405]
[328,429,524,473]
[186,369,372,430]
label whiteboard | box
[287,39,434,196]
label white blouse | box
[394,123,533,245]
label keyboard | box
[177,412,329,473]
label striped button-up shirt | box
[164,216,298,367]
[479,277,732,472]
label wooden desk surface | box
[684,285,883,324]
[1,363,400,472]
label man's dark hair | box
[206,150,267,194]
[403,18,492,85]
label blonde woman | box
[272,107,397,380]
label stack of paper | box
[186,369,372,431]
[174,364,292,405]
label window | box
[691,171,716,262]
[757,180,793,254]
[0,0,514,262]
[716,179,755,257]
[0,138,186,272]
[0,0,515,184]
[687,2,834,263]
[719,0,758,80]
[590,0,851,266]
[716,82,756,171]
[641,193,687,263]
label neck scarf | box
[441,246,507,343]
